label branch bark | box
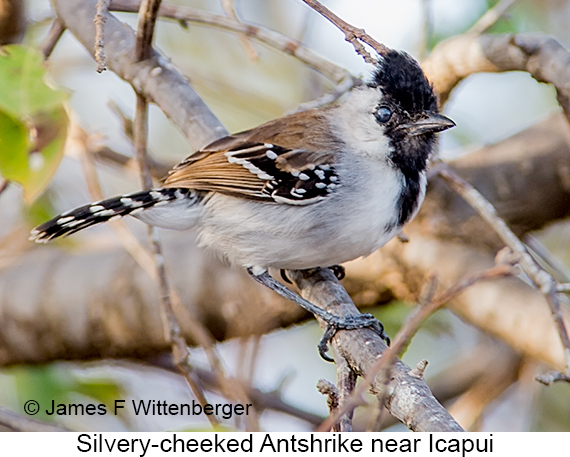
[51,0,228,149]
[290,268,463,432]
[423,33,570,118]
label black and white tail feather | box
[29,188,202,243]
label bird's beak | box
[400,112,456,136]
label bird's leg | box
[247,268,389,362]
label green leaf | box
[0,45,68,117]
[0,110,29,179]
[10,365,72,422]
[73,378,123,409]
[0,105,68,202]
[0,45,70,201]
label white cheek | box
[330,87,392,158]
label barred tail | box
[30,188,202,243]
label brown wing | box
[162,108,342,204]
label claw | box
[318,326,337,362]
[280,269,293,284]
[317,313,389,362]
[328,265,345,280]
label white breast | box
[197,154,411,271]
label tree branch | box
[300,0,391,63]
[0,406,70,432]
[289,268,464,432]
[109,0,350,84]
[51,0,228,149]
[423,33,570,116]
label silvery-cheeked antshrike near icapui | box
[31,51,455,361]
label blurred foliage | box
[9,365,124,423]
[0,45,68,202]
[534,382,570,431]
[22,189,57,228]
[427,0,552,51]
[372,301,453,351]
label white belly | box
[198,157,422,270]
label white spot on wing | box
[57,216,75,225]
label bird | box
[30,50,455,360]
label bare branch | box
[0,406,70,432]
[51,0,228,149]
[289,268,464,432]
[316,379,339,419]
[468,0,520,35]
[220,0,258,60]
[423,33,570,117]
[334,357,357,432]
[292,76,357,113]
[134,0,162,62]
[437,164,570,374]
[41,18,66,60]
[300,0,390,63]
[109,0,349,83]
[536,370,570,385]
[94,0,111,72]
[313,262,512,432]
[0,179,9,199]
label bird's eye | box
[374,106,392,124]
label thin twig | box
[525,234,570,284]
[135,0,162,61]
[109,0,349,83]
[94,0,111,72]
[469,0,520,35]
[0,179,9,198]
[221,0,258,60]
[132,0,219,418]
[131,2,260,427]
[150,357,324,426]
[536,370,570,385]
[292,76,357,113]
[0,406,70,432]
[41,18,66,59]
[301,0,391,62]
[95,106,260,417]
[76,124,156,275]
[133,91,219,427]
[316,379,340,430]
[91,143,171,178]
[316,262,513,432]
[334,356,357,432]
[437,163,570,376]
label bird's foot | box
[317,313,390,362]
[247,267,389,362]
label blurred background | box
[0,0,570,432]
